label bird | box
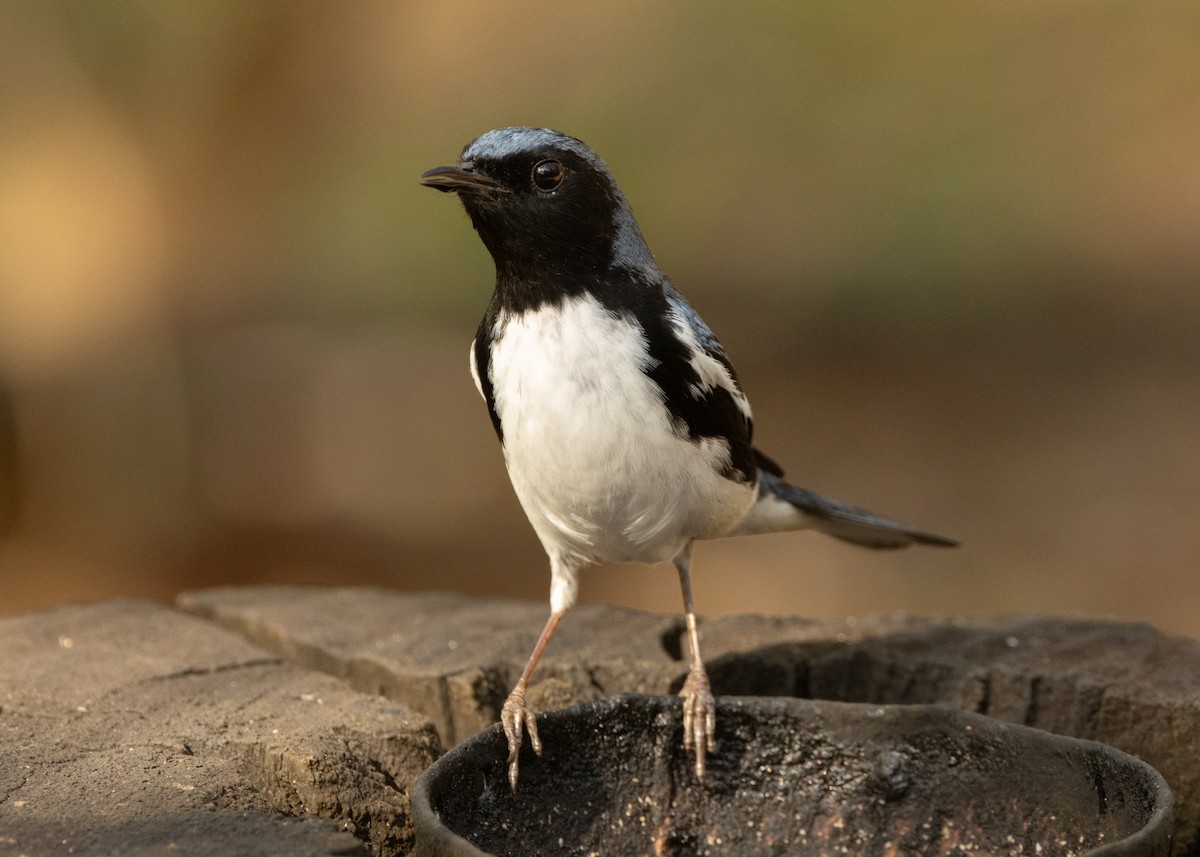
[420,127,956,790]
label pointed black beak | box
[419,163,505,197]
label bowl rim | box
[412,694,1175,857]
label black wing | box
[636,282,756,483]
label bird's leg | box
[675,543,715,778]
[502,609,563,791]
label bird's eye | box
[532,159,564,191]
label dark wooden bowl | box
[414,695,1172,857]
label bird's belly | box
[504,413,752,564]
[489,296,754,565]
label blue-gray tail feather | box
[756,469,958,549]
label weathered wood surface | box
[0,598,438,856]
[2,587,1198,856]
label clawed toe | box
[501,684,541,791]
[679,668,716,778]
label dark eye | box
[532,159,564,191]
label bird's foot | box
[500,681,541,791]
[679,666,716,779]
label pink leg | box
[501,610,563,791]
[676,543,715,778]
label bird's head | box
[420,127,653,281]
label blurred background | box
[1,2,1197,637]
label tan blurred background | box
[1,2,1197,638]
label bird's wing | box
[640,283,756,482]
[663,288,728,364]
[662,287,750,417]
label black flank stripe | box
[474,302,504,442]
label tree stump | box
[2,586,1197,855]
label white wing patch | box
[666,306,752,421]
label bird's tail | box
[728,468,958,549]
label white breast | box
[480,293,755,571]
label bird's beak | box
[419,162,505,197]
